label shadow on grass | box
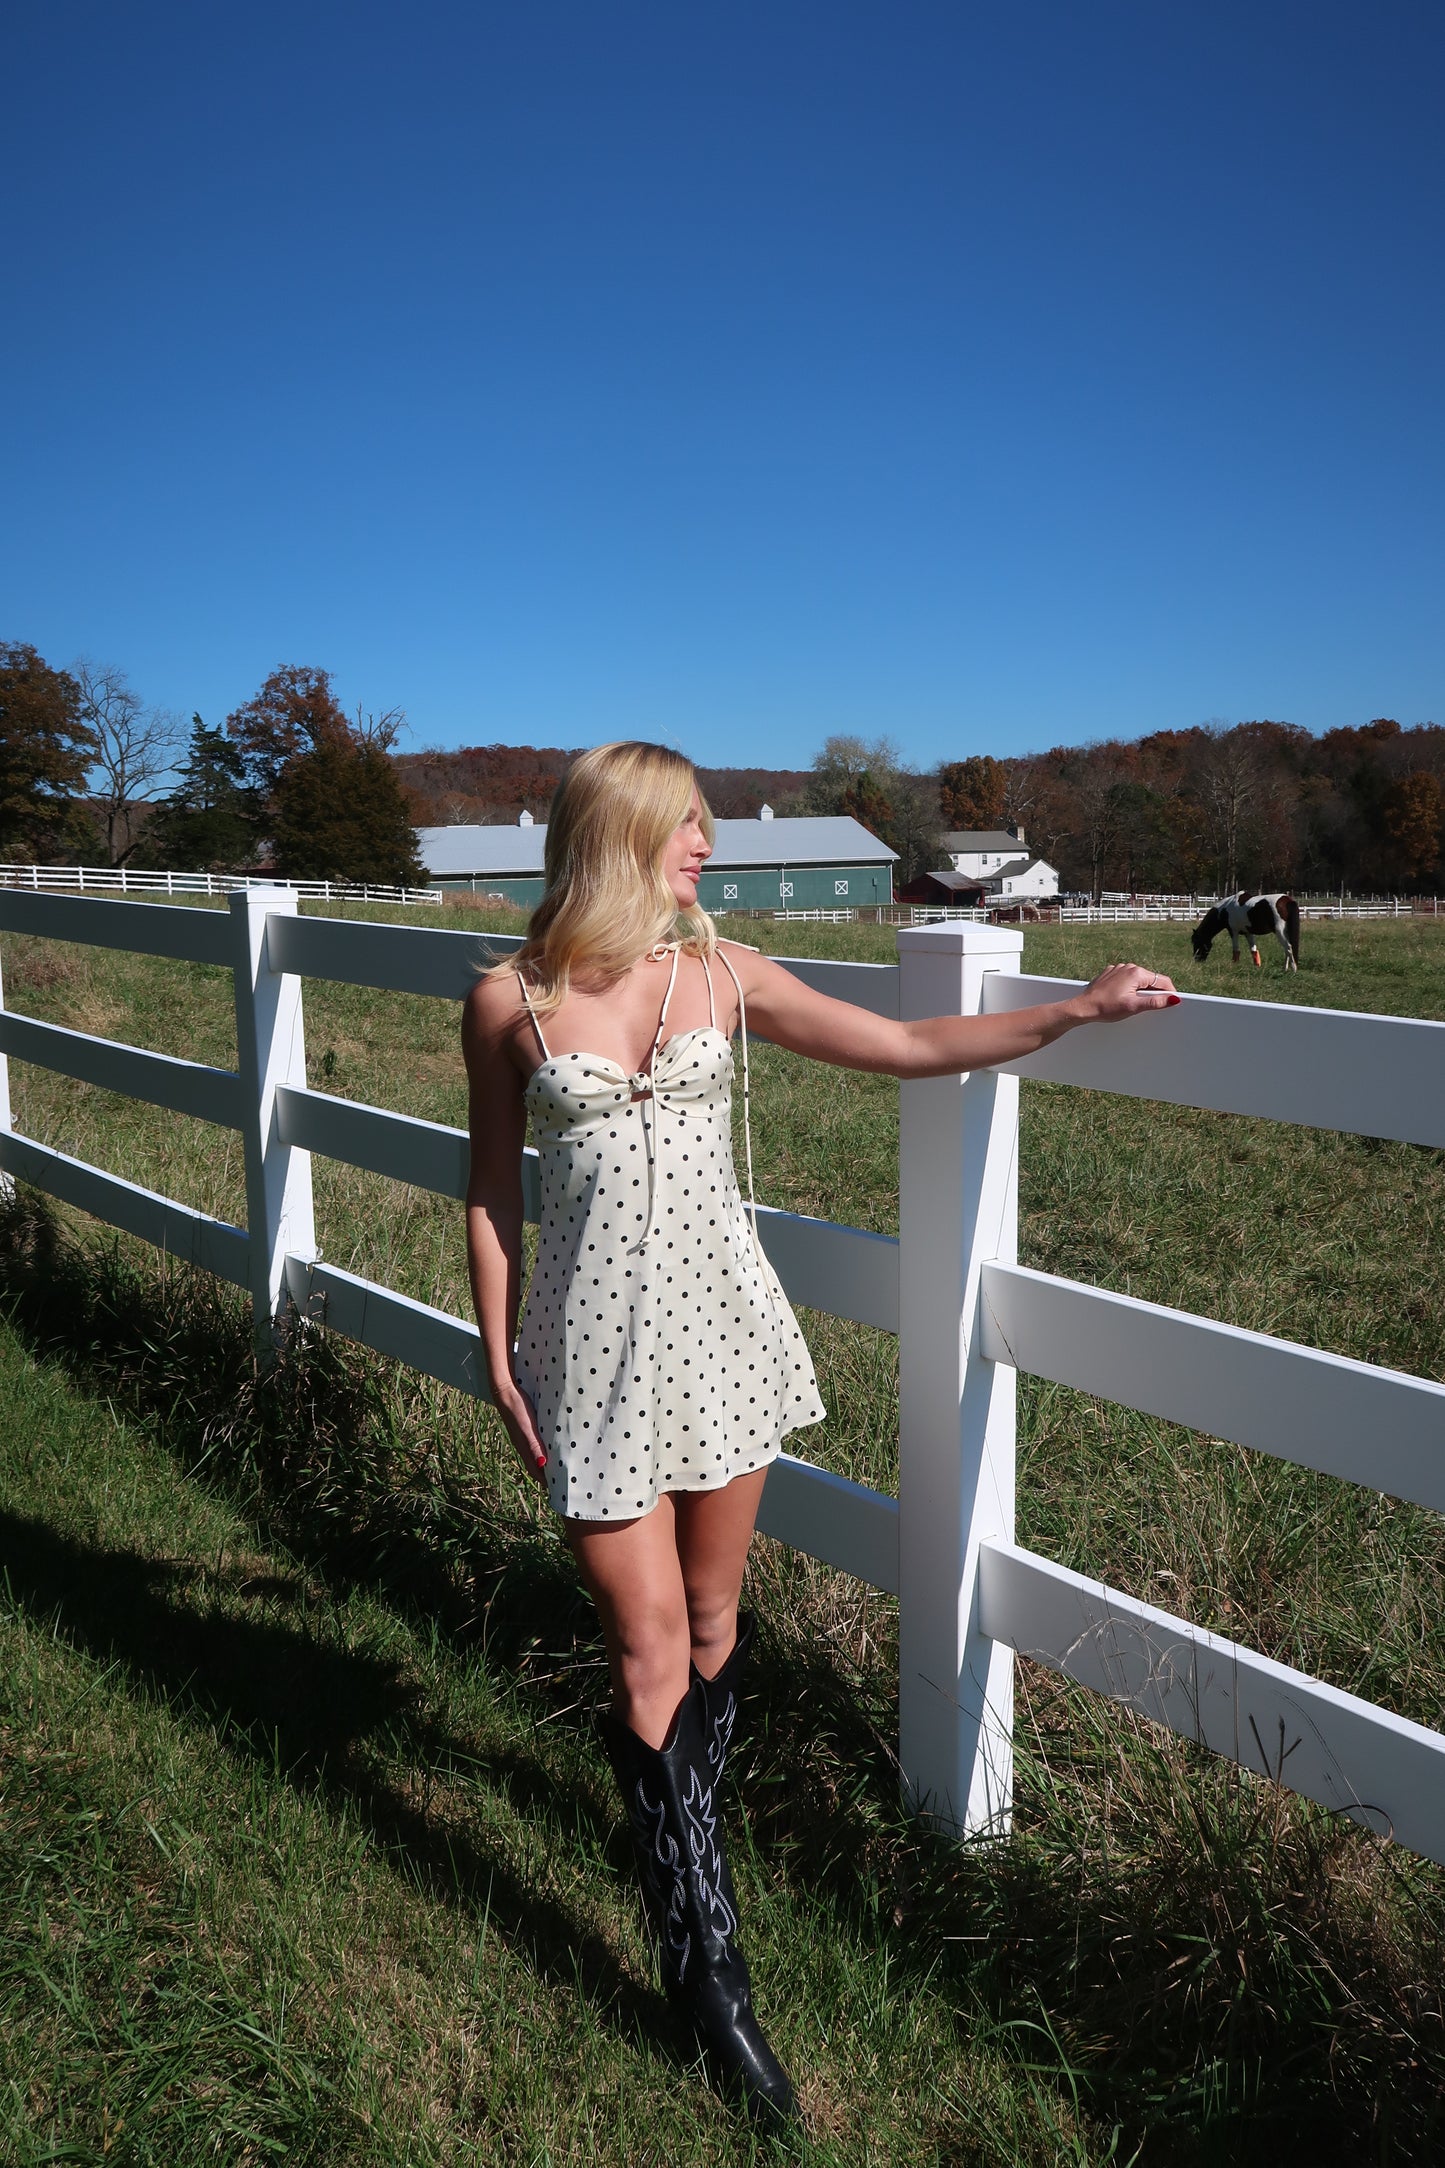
[0,1504,669,2045]
[5,1189,1445,2162]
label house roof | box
[982,856,1057,887]
[942,830,1023,852]
[911,870,987,895]
[417,814,897,879]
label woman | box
[462,741,1177,2120]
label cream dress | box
[515,942,825,1520]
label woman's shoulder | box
[715,936,792,989]
[463,960,531,1037]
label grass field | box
[1,899,1443,2163]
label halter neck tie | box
[628,944,681,1254]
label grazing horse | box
[1191,891,1300,970]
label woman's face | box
[662,798,711,908]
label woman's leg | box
[568,1469,770,1734]
[672,1468,769,1680]
[566,1498,691,1747]
[586,1470,795,2119]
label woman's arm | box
[461,977,548,1485]
[731,948,1179,1078]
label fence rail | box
[1,890,1443,1861]
[1061,899,1439,923]
[0,862,443,907]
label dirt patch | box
[3,941,84,995]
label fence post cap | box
[228,885,299,913]
[895,922,1024,957]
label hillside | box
[394,744,812,826]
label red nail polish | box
[1166,994,1181,1006]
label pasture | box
[1,902,1443,2164]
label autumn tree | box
[0,642,94,860]
[1384,772,1443,887]
[840,770,895,838]
[938,754,1006,831]
[73,658,182,864]
[226,663,421,886]
[226,664,378,803]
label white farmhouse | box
[943,827,1028,877]
[942,828,1059,901]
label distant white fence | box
[0,863,443,907]
[1063,899,1436,924]
[2,895,1445,1857]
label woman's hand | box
[1069,963,1180,1023]
[494,1376,549,1490]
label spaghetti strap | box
[699,950,718,1032]
[517,974,552,1063]
[649,942,682,1061]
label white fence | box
[1064,898,1439,923]
[2,896,1445,1855]
[0,863,444,907]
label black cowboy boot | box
[601,1679,796,2122]
[690,1609,756,1795]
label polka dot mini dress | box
[515,942,825,1521]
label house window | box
[723,883,738,900]
[780,880,793,898]
[835,879,849,895]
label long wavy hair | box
[491,741,716,1013]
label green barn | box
[418,812,897,912]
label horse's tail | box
[1282,894,1301,962]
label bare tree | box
[1069,756,1123,904]
[1189,723,1265,895]
[888,769,947,886]
[74,660,183,864]
[797,733,903,812]
[1001,756,1047,838]
[352,703,407,753]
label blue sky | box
[4,1,1442,768]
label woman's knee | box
[609,1588,691,1682]
[684,1588,739,1668]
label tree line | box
[986,722,1444,898]
[399,723,1445,896]
[3,636,1439,897]
[0,646,424,888]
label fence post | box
[0,935,11,1200]
[896,920,1023,1836]
[231,888,316,1349]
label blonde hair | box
[493,741,716,1012]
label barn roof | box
[417,815,897,879]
